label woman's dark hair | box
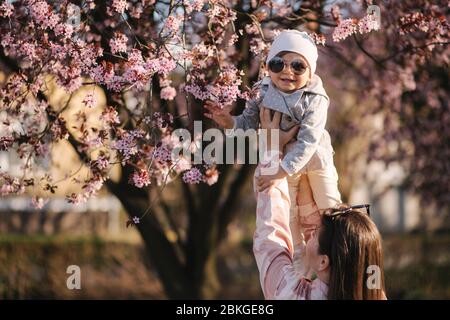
[318,204,385,300]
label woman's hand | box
[256,107,300,192]
[259,106,281,130]
[203,100,234,129]
[259,107,300,149]
[256,166,288,192]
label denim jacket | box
[231,74,335,175]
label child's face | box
[267,52,310,93]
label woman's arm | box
[253,169,325,299]
[253,109,324,299]
[253,170,295,299]
[255,108,300,192]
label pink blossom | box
[185,67,244,105]
[82,176,105,196]
[206,3,221,19]
[29,140,47,157]
[90,63,123,92]
[100,106,121,125]
[0,136,14,151]
[66,193,85,204]
[184,83,210,101]
[83,133,105,149]
[204,167,219,186]
[160,86,177,100]
[332,18,358,42]
[109,32,128,54]
[90,155,110,174]
[183,0,206,14]
[311,32,326,46]
[132,216,140,224]
[358,14,380,34]
[112,0,128,14]
[130,169,151,188]
[89,65,105,83]
[207,83,241,106]
[136,55,174,79]
[164,15,181,34]
[20,42,38,62]
[54,23,75,40]
[50,117,69,141]
[228,34,239,46]
[28,1,60,30]
[79,42,103,69]
[249,38,268,56]
[0,32,13,47]
[182,167,203,184]
[191,42,215,59]
[156,57,177,75]
[0,2,14,17]
[31,196,48,210]
[174,157,192,172]
[149,112,173,130]
[82,92,97,108]
[111,129,144,162]
[0,176,24,196]
[152,144,172,163]
[122,49,149,89]
[55,65,83,93]
[50,42,68,60]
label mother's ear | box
[317,254,330,272]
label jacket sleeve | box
[231,98,260,131]
[229,81,266,133]
[281,94,329,175]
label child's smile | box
[268,52,310,94]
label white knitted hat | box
[266,30,318,77]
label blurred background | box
[0,0,449,299]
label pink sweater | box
[253,171,328,300]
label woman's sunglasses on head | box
[325,204,371,219]
[268,56,308,75]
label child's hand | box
[256,166,288,192]
[203,100,234,129]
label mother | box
[253,108,386,300]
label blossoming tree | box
[0,0,448,298]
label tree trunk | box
[106,174,195,298]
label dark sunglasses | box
[268,56,308,75]
[325,204,371,220]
